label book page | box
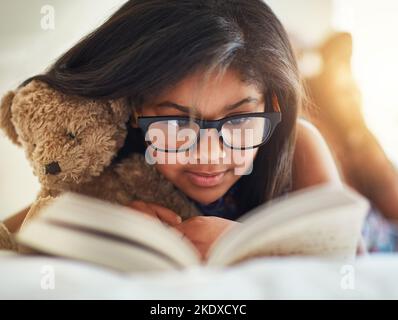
[17,221,180,272]
[206,183,368,266]
[17,192,201,270]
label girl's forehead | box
[151,69,264,115]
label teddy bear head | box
[0,80,131,190]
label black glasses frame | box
[137,112,282,152]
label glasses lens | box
[221,116,272,148]
[147,119,200,151]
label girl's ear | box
[0,90,21,146]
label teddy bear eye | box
[67,132,76,139]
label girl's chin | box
[183,183,233,205]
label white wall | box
[267,0,334,46]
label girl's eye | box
[169,119,190,128]
[229,118,250,126]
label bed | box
[1,251,397,299]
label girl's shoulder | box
[292,117,342,191]
[297,116,321,136]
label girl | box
[16,0,341,258]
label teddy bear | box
[0,80,200,247]
[0,223,17,251]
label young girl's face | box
[138,69,264,205]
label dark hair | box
[21,0,302,214]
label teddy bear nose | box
[44,161,61,175]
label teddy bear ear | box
[0,90,21,146]
[108,98,131,124]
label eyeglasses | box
[136,94,282,152]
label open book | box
[16,183,369,273]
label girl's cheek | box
[229,149,258,176]
[153,147,258,177]
[149,150,192,166]
[155,162,185,182]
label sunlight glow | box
[333,0,398,165]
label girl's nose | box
[192,129,226,163]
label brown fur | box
[0,223,17,251]
[0,80,200,250]
[0,91,20,146]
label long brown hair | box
[20,0,303,214]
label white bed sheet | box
[0,252,397,299]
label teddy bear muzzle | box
[44,161,61,175]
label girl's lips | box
[184,170,227,187]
